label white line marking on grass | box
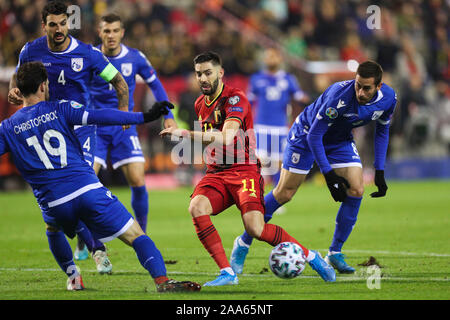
[0,267,448,282]
[317,249,450,257]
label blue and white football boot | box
[230,236,249,274]
[74,245,89,261]
[325,252,356,274]
[203,270,238,287]
[308,250,336,282]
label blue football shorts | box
[41,184,134,243]
[254,124,288,161]
[94,125,145,170]
[282,138,362,175]
[74,124,97,167]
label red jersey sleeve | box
[224,90,250,127]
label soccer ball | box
[269,242,306,279]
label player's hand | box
[370,170,388,198]
[324,170,350,202]
[159,127,189,138]
[143,101,175,123]
[8,88,24,105]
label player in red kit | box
[160,52,336,286]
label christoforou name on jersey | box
[14,111,58,134]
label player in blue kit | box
[0,61,201,292]
[7,1,130,268]
[248,47,308,188]
[8,1,129,273]
[90,13,177,234]
[231,61,397,274]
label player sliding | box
[230,61,397,275]
[0,61,201,293]
[160,51,335,285]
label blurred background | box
[0,0,449,190]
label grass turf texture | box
[0,180,449,300]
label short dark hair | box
[356,60,383,85]
[42,1,68,24]
[16,62,48,97]
[193,51,222,66]
[100,13,123,28]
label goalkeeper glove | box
[370,170,388,198]
[143,101,174,123]
[324,169,350,202]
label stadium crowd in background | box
[0,0,449,186]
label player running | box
[160,51,335,286]
[0,61,201,293]
[248,47,308,188]
[7,1,129,270]
[91,13,177,234]
[230,61,397,275]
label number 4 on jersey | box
[58,70,66,85]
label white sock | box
[221,267,235,276]
[306,250,316,262]
[238,237,250,248]
[328,251,341,256]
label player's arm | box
[108,72,129,112]
[138,51,176,128]
[8,44,28,105]
[159,119,240,146]
[371,99,396,198]
[307,111,349,202]
[61,100,173,126]
[8,73,23,105]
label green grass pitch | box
[0,179,449,300]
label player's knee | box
[188,198,209,218]
[45,225,59,233]
[273,186,296,204]
[245,223,264,239]
[348,186,364,198]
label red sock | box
[258,224,309,256]
[193,215,230,269]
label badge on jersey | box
[291,152,300,164]
[371,110,384,120]
[228,96,240,105]
[325,107,338,120]
[71,58,83,72]
[121,63,132,77]
[70,101,83,109]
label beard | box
[200,77,219,96]
[52,32,68,46]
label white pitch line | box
[0,267,448,282]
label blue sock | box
[240,190,281,246]
[131,186,149,233]
[272,171,281,187]
[329,196,362,253]
[75,221,105,252]
[132,234,166,279]
[46,230,78,277]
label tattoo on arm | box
[110,72,129,111]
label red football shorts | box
[191,169,265,215]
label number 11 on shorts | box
[242,178,256,193]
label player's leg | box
[81,187,200,292]
[120,161,148,233]
[325,165,364,273]
[240,209,335,282]
[231,168,306,273]
[45,224,84,290]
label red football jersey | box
[194,83,260,173]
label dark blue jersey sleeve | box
[373,98,396,170]
[0,122,8,156]
[136,51,173,120]
[57,100,144,126]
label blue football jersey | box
[248,70,305,127]
[288,79,397,173]
[90,44,159,112]
[290,80,397,144]
[0,100,102,207]
[17,36,117,109]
